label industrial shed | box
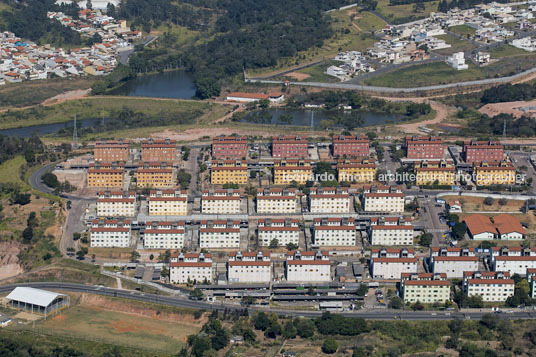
[6,287,70,318]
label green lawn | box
[292,60,344,82]
[434,34,477,55]
[490,44,532,58]
[449,25,476,37]
[376,0,440,24]
[0,156,28,187]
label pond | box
[110,70,197,99]
[242,109,402,128]
[0,118,101,138]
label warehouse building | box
[6,287,70,318]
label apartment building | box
[414,160,455,186]
[90,219,131,248]
[272,135,309,159]
[474,161,516,186]
[147,189,188,216]
[257,218,300,247]
[212,135,248,159]
[463,271,514,302]
[140,139,177,162]
[405,136,445,159]
[96,191,136,217]
[94,140,129,162]
[332,135,370,158]
[136,162,174,188]
[285,250,331,282]
[463,140,504,164]
[256,188,298,214]
[369,217,414,246]
[87,162,124,188]
[430,247,478,278]
[527,268,536,299]
[465,214,526,240]
[170,252,213,284]
[143,221,185,249]
[273,159,313,185]
[400,273,450,304]
[313,217,356,247]
[371,248,417,280]
[362,185,405,213]
[210,159,248,185]
[201,189,241,214]
[228,251,271,283]
[337,158,376,183]
[199,220,241,248]
[309,186,350,213]
[490,246,536,275]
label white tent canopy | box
[6,287,67,307]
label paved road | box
[118,35,157,65]
[2,282,536,320]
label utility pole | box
[72,114,78,149]
[502,117,507,142]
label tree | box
[452,222,467,240]
[76,250,86,259]
[13,193,31,205]
[264,322,281,338]
[297,318,315,338]
[241,296,255,305]
[322,336,338,354]
[86,0,93,10]
[388,296,403,309]
[195,77,221,99]
[190,289,204,300]
[498,198,508,206]
[484,196,494,205]
[253,312,270,331]
[419,233,433,247]
[269,238,279,249]
[282,321,297,339]
[286,242,299,251]
[22,227,33,243]
[356,283,368,297]
[259,99,270,108]
[243,328,256,343]
[130,250,140,262]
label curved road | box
[1,282,535,321]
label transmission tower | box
[72,114,78,149]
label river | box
[110,70,197,99]
[0,118,101,138]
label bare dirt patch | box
[479,99,536,119]
[287,71,311,81]
[41,89,91,106]
[0,242,23,280]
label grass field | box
[442,195,525,213]
[434,34,477,55]
[0,97,225,130]
[0,156,27,187]
[292,61,343,82]
[39,304,199,353]
[375,0,440,24]
[490,44,531,58]
[449,25,477,38]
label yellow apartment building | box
[415,160,455,186]
[210,160,248,185]
[337,159,376,183]
[474,162,516,186]
[273,159,312,185]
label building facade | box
[143,221,185,249]
[414,160,455,186]
[463,140,504,164]
[212,135,248,159]
[332,135,370,158]
[474,162,516,186]
[285,250,331,282]
[401,273,450,304]
[87,162,124,188]
[371,248,417,280]
[405,136,445,159]
[490,246,536,275]
[136,162,174,188]
[309,187,350,213]
[430,247,478,278]
[362,185,405,213]
[96,191,136,217]
[94,140,129,162]
[337,159,376,183]
[272,135,309,159]
[228,251,271,283]
[199,220,241,248]
[210,159,248,185]
[201,189,241,214]
[170,252,213,284]
[273,159,313,185]
[257,218,300,247]
[147,189,188,216]
[463,271,514,302]
[90,219,131,248]
[369,217,414,246]
[256,188,298,214]
[313,217,357,246]
[140,139,177,162]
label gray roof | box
[6,287,67,307]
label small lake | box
[110,70,197,99]
[0,118,101,138]
[242,109,401,127]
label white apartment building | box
[257,218,300,247]
[170,252,213,284]
[369,217,414,246]
[527,268,536,299]
[90,219,131,248]
[362,185,405,213]
[446,52,469,70]
[256,188,298,214]
[490,246,536,275]
[430,247,478,278]
[96,191,136,217]
[312,217,356,247]
[228,251,271,283]
[400,273,450,304]
[201,189,241,214]
[199,220,241,248]
[143,221,185,249]
[309,187,350,213]
[463,271,514,302]
[371,248,417,279]
[285,250,331,282]
[147,189,188,216]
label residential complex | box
[212,135,248,159]
[430,247,478,278]
[463,271,514,302]
[90,219,131,248]
[257,218,300,247]
[371,248,417,280]
[170,252,213,284]
[463,140,504,164]
[201,189,241,214]
[362,185,405,213]
[285,251,331,283]
[414,160,455,186]
[474,161,516,186]
[210,160,248,185]
[147,189,188,216]
[272,135,309,159]
[331,135,370,158]
[313,218,356,247]
[309,187,350,213]
[199,220,241,249]
[337,159,376,183]
[87,162,124,188]
[273,159,312,185]
[140,139,177,162]
[96,191,136,217]
[228,251,271,283]
[490,246,536,275]
[256,188,298,214]
[465,214,526,240]
[369,217,414,246]
[400,273,450,304]
[143,221,185,249]
[94,140,129,162]
[405,136,445,160]
[136,162,174,188]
